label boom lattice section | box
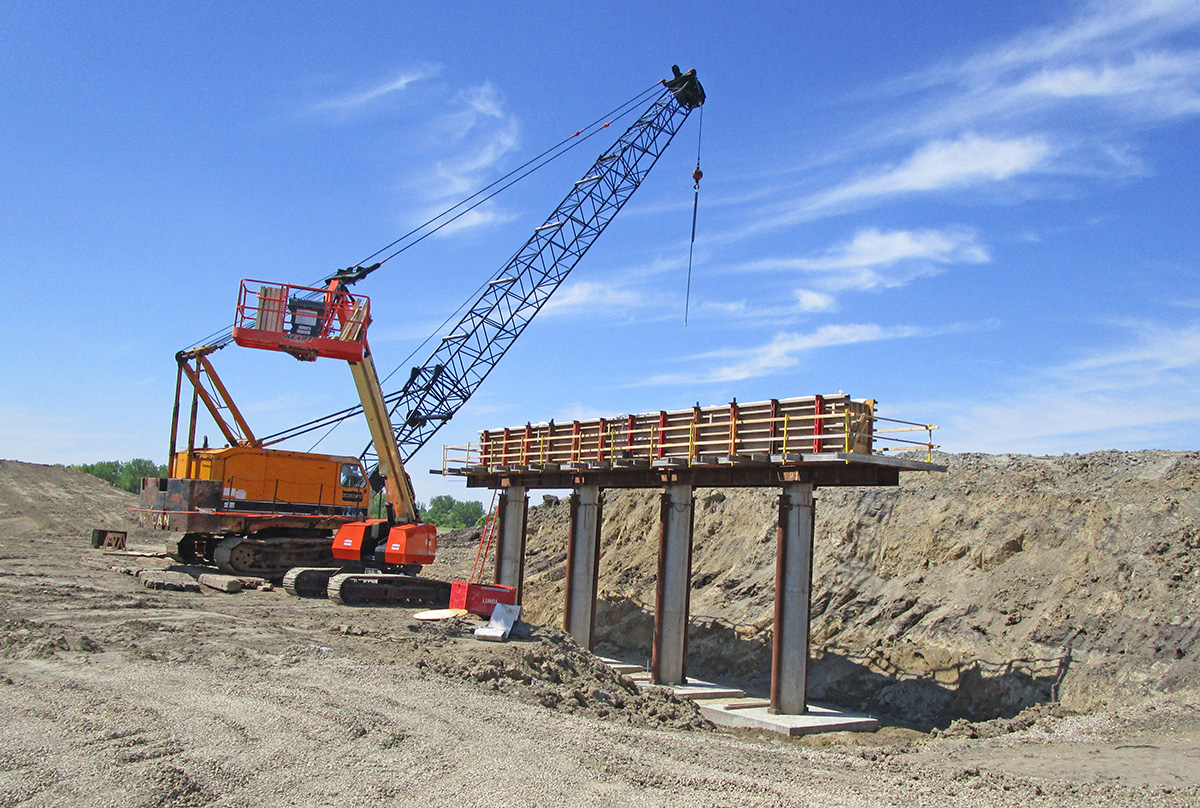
[362,81,701,473]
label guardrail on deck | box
[442,395,938,473]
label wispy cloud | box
[415,82,521,234]
[746,226,988,277]
[891,1,1200,136]
[795,289,836,313]
[314,65,440,111]
[733,227,988,313]
[820,135,1052,208]
[735,1,1200,238]
[944,318,1200,451]
[639,323,930,385]
[543,280,644,315]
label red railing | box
[232,279,371,362]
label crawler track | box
[327,572,451,608]
[282,566,343,598]
[214,536,336,579]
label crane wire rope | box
[182,83,664,355]
[684,104,703,326]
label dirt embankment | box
[517,450,1200,728]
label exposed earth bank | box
[517,450,1200,728]
[1,454,1198,806]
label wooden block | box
[198,574,243,593]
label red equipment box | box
[450,580,517,617]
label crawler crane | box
[136,67,706,600]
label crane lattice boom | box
[358,69,704,473]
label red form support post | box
[813,395,825,453]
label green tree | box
[419,495,486,529]
[69,458,167,494]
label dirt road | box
[1,460,1198,806]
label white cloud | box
[543,281,644,315]
[408,82,522,235]
[775,227,988,274]
[726,2,1200,241]
[795,289,836,313]
[809,135,1054,212]
[736,227,988,312]
[893,1,1200,135]
[955,0,1200,84]
[426,83,520,200]
[641,323,927,385]
[433,206,517,234]
[315,65,440,110]
[943,319,1200,451]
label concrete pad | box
[627,671,746,701]
[596,656,644,675]
[698,701,878,736]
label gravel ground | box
[1,459,1198,806]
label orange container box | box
[450,580,517,617]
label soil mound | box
[0,459,155,542]
[400,621,709,731]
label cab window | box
[340,463,366,488]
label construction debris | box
[198,574,243,593]
[135,569,201,592]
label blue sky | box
[3,0,1199,503]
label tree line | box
[68,459,167,494]
[370,492,488,528]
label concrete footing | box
[698,701,878,736]
[598,657,876,736]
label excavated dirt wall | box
[516,450,1200,728]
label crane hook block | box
[662,66,705,109]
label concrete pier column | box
[493,485,528,602]
[563,485,603,649]
[771,482,815,715]
[652,483,695,686]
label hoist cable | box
[684,104,704,326]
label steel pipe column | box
[563,485,603,649]
[652,483,695,686]
[771,482,815,715]
[493,486,528,602]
